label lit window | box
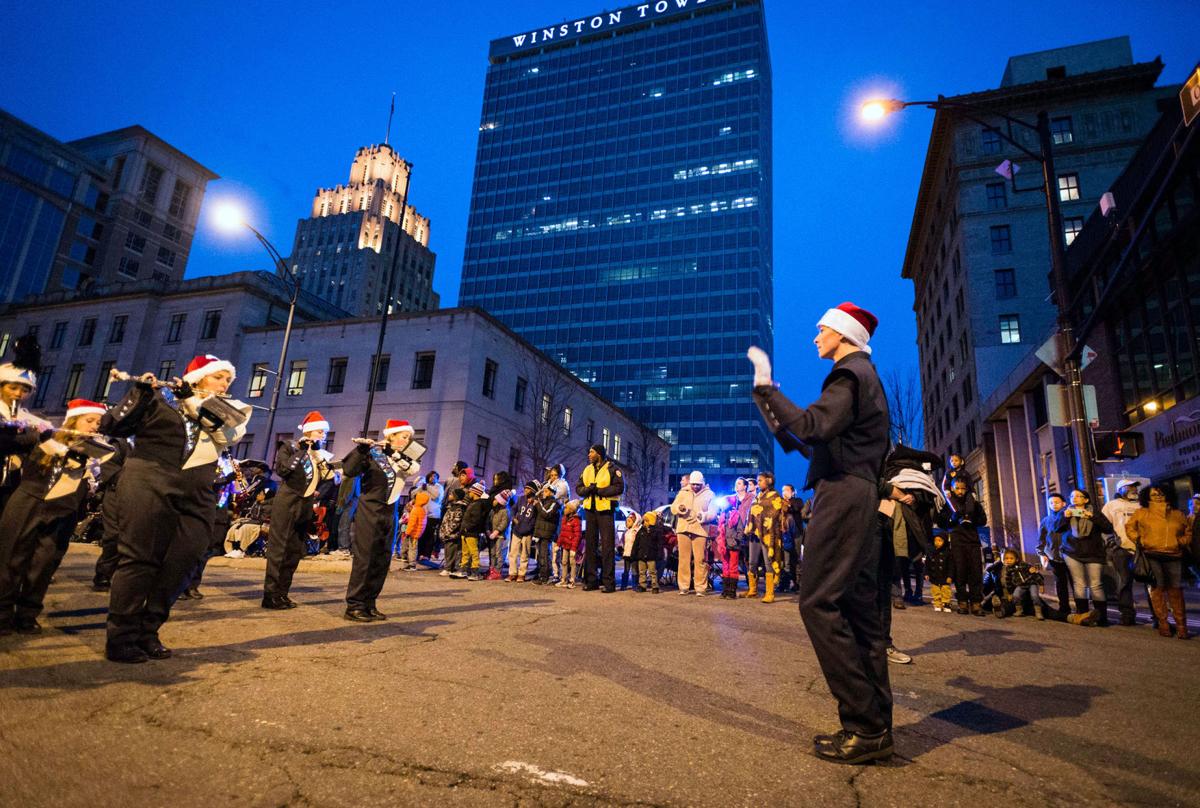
[999,315,1021,344]
[247,363,268,398]
[1050,116,1074,145]
[1058,173,1080,202]
[1063,216,1085,245]
[287,360,307,396]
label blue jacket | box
[512,495,538,536]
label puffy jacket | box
[557,512,581,551]
[671,485,717,539]
[533,496,562,541]
[489,501,511,538]
[721,494,753,550]
[632,522,665,562]
[404,490,429,539]
[997,562,1044,596]
[462,497,491,536]
[439,500,465,541]
[1126,505,1189,558]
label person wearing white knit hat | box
[0,335,52,517]
[747,301,893,765]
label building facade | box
[0,271,344,414]
[975,65,1198,556]
[458,0,773,491]
[289,144,438,317]
[902,38,1176,491]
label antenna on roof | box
[385,92,396,146]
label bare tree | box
[884,367,924,448]
[622,423,671,513]
[510,358,582,484]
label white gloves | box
[747,346,773,387]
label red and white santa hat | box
[817,302,879,355]
[65,398,107,419]
[183,354,237,385]
[382,419,414,437]
[298,411,329,433]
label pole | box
[1036,110,1098,497]
[245,225,298,462]
[361,161,412,436]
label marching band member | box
[0,336,52,516]
[90,435,132,591]
[100,355,251,663]
[0,399,114,635]
[262,410,338,609]
[341,419,421,622]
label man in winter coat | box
[747,301,893,765]
[943,478,987,614]
[1101,479,1141,626]
[671,470,717,596]
[575,443,624,592]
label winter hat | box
[525,479,542,493]
[298,411,329,433]
[183,354,236,385]
[689,470,706,485]
[65,399,106,419]
[1115,479,1140,495]
[468,481,486,497]
[589,443,607,460]
[383,419,414,437]
[817,302,878,355]
[452,460,468,474]
[0,334,42,391]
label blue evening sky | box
[1,1,1193,490]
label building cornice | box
[66,125,220,181]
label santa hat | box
[298,411,329,433]
[183,354,236,385]
[382,419,414,437]
[817,302,879,355]
[65,399,106,419]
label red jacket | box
[558,514,582,552]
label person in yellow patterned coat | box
[744,470,784,602]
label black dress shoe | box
[366,607,387,620]
[261,594,290,610]
[343,608,376,622]
[582,584,599,591]
[92,578,111,592]
[176,589,193,601]
[814,729,894,765]
[138,639,173,659]
[106,645,149,664]
[601,586,616,593]
[186,587,204,600]
[280,595,299,609]
[14,619,41,635]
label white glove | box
[747,346,773,387]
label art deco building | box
[289,144,438,316]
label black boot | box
[261,594,290,610]
[1094,600,1109,627]
[814,729,894,764]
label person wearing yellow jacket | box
[575,443,624,592]
[745,471,784,602]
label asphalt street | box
[2,544,1198,807]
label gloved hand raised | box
[747,346,773,388]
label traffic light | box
[1094,431,1144,460]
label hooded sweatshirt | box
[671,484,716,540]
[622,513,642,558]
[404,490,430,540]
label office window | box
[49,321,67,350]
[368,354,390,391]
[411,351,435,389]
[563,406,573,435]
[482,358,497,398]
[132,208,153,228]
[158,359,175,381]
[586,419,595,443]
[63,363,85,403]
[163,223,182,243]
[990,225,1012,254]
[117,257,139,278]
[200,309,220,340]
[981,127,1001,155]
[513,376,527,412]
[108,315,127,344]
[602,427,611,453]
[985,182,1007,210]
[613,433,622,461]
[140,163,164,204]
[327,357,347,394]
[124,233,145,253]
[156,246,177,267]
[540,392,552,424]
[1057,173,1080,202]
[1050,116,1074,145]
[994,268,1017,298]
[287,360,307,396]
[33,366,53,408]
[475,435,490,474]
[95,360,116,400]
[247,363,268,398]
[166,312,186,343]
[78,317,96,346]
[168,180,193,218]
[999,315,1021,344]
[1063,216,1085,246]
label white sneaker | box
[887,646,913,665]
[439,570,450,577]
[225,549,245,559]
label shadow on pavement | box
[905,628,1054,657]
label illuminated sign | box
[490,0,726,59]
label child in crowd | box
[532,484,562,584]
[554,500,581,588]
[400,490,429,571]
[486,490,511,580]
[944,478,987,615]
[438,488,466,577]
[633,510,664,593]
[924,533,953,612]
[992,548,1045,620]
[455,482,490,581]
[507,480,539,582]
[620,510,641,590]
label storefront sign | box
[1109,400,1200,480]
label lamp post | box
[862,96,1098,497]
[212,203,299,461]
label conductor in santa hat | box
[100,354,252,663]
[262,411,339,610]
[747,302,894,764]
[340,419,422,622]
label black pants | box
[418,517,441,559]
[877,513,895,647]
[0,491,76,627]
[346,499,395,610]
[535,538,555,581]
[265,489,312,597]
[799,476,891,736]
[93,483,122,585]
[584,510,616,589]
[1047,559,1072,618]
[184,507,231,591]
[107,459,216,649]
[951,541,984,605]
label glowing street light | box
[210,200,247,234]
[860,99,904,122]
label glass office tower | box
[459,0,773,492]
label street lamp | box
[211,201,299,461]
[862,95,1098,497]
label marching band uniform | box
[0,400,114,635]
[91,436,132,590]
[101,355,251,663]
[341,419,420,621]
[263,411,338,609]
[0,346,50,517]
